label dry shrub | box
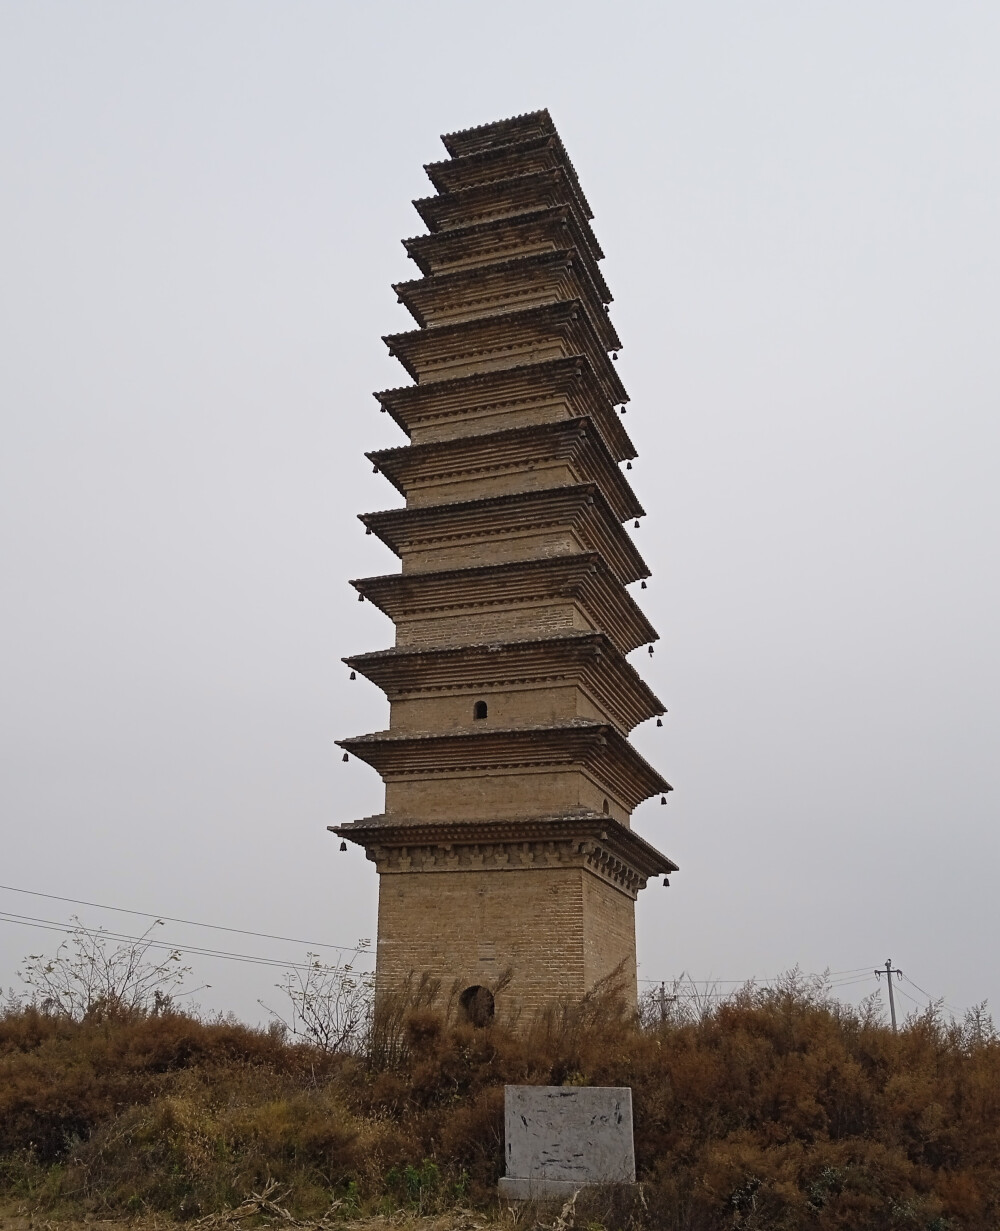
[368,973,443,1071]
[1,981,999,1229]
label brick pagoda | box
[332,110,677,1022]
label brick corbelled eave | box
[383,300,625,403]
[330,811,679,877]
[423,134,595,220]
[337,719,671,812]
[343,631,665,732]
[367,417,643,522]
[374,356,635,462]
[393,248,620,352]
[402,207,611,301]
[351,553,658,655]
[413,168,602,262]
[359,483,650,586]
[441,109,556,158]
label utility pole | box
[658,981,677,1023]
[875,958,903,1031]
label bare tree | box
[260,942,374,1054]
[19,916,191,1020]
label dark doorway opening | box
[459,984,495,1027]
[473,700,488,720]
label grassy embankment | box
[1,980,998,1230]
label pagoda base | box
[330,813,676,1022]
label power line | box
[893,984,922,1007]
[901,973,983,1019]
[636,972,897,1003]
[0,911,373,975]
[639,977,742,985]
[0,910,353,972]
[902,973,938,1002]
[638,976,785,986]
[639,967,969,1024]
[1,885,961,1017]
[896,974,955,1014]
[897,977,966,1019]
[638,967,876,988]
[3,911,867,1002]
[0,882,364,955]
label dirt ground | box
[0,1217,501,1231]
[0,1211,559,1231]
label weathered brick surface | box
[384,767,629,826]
[413,336,571,384]
[408,393,579,446]
[402,459,581,508]
[389,683,609,734]
[375,866,641,1017]
[395,600,586,648]
[582,872,638,989]
[366,838,647,1019]
[400,528,585,575]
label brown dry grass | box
[0,1218,498,1231]
[2,980,999,1230]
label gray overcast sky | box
[1,2,998,1024]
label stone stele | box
[499,1084,636,1200]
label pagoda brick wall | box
[377,869,588,1016]
[382,765,625,825]
[395,601,581,649]
[374,867,639,1018]
[582,872,639,989]
[334,110,677,1024]
[404,392,584,445]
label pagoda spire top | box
[440,108,556,156]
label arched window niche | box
[459,984,495,1027]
